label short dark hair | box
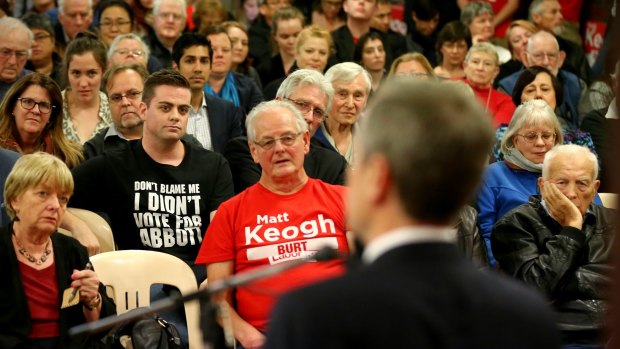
[21,13,54,37]
[142,69,190,105]
[96,0,134,27]
[360,79,494,223]
[172,32,213,67]
[62,31,107,89]
[511,66,563,107]
[435,21,471,53]
[353,31,385,64]
[411,0,438,20]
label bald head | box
[525,31,564,75]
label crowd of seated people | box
[0,0,618,347]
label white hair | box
[324,62,372,96]
[542,144,599,180]
[527,31,560,53]
[107,33,151,61]
[465,42,499,66]
[276,69,334,114]
[0,17,34,50]
[246,100,308,142]
[153,0,187,18]
[58,0,93,14]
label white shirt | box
[187,93,212,150]
[362,225,457,264]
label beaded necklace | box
[13,233,52,265]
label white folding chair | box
[58,208,116,253]
[90,250,203,349]
[599,192,618,209]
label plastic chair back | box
[58,208,116,252]
[90,250,202,349]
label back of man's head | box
[142,69,190,105]
[360,79,494,223]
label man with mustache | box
[172,32,244,153]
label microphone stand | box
[68,246,341,348]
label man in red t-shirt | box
[195,100,349,349]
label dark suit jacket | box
[232,72,265,116]
[266,242,560,349]
[204,94,244,152]
[223,137,346,194]
[0,149,19,227]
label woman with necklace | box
[0,153,115,348]
[463,42,515,127]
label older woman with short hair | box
[0,152,115,348]
[0,73,83,168]
[387,52,435,79]
[464,42,515,127]
[477,99,563,267]
[107,33,164,74]
[460,2,510,64]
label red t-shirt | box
[484,0,512,38]
[19,261,60,338]
[559,0,583,23]
[195,178,349,333]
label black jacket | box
[492,196,615,344]
[455,206,488,269]
[0,225,116,349]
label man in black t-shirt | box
[67,70,234,282]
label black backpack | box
[103,309,184,349]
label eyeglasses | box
[100,19,132,28]
[156,12,184,21]
[253,131,303,150]
[109,90,142,104]
[266,0,290,7]
[113,49,145,57]
[17,98,54,114]
[64,11,91,20]
[33,33,53,42]
[283,97,327,121]
[528,51,559,62]
[0,48,29,61]
[516,132,556,144]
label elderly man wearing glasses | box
[224,68,347,194]
[0,17,33,101]
[195,99,351,349]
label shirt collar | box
[104,124,129,140]
[362,225,457,264]
[605,98,618,120]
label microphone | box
[69,246,343,339]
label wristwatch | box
[84,293,101,311]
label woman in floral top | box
[61,32,112,144]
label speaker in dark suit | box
[204,94,244,153]
[265,78,561,349]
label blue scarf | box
[204,71,240,107]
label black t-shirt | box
[70,140,234,273]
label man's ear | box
[520,50,530,66]
[594,179,601,192]
[556,50,566,70]
[538,177,545,192]
[302,130,310,155]
[172,61,178,70]
[139,102,147,121]
[249,141,260,164]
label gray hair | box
[527,30,560,54]
[325,62,372,96]
[58,0,93,14]
[460,2,494,27]
[153,0,187,18]
[246,100,308,142]
[360,78,494,223]
[0,17,34,50]
[542,144,599,180]
[276,69,334,114]
[528,0,549,19]
[501,99,563,154]
[465,42,499,66]
[107,33,151,61]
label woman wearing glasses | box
[0,73,83,168]
[477,100,563,268]
[61,32,112,144]
[96,0,133,47]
